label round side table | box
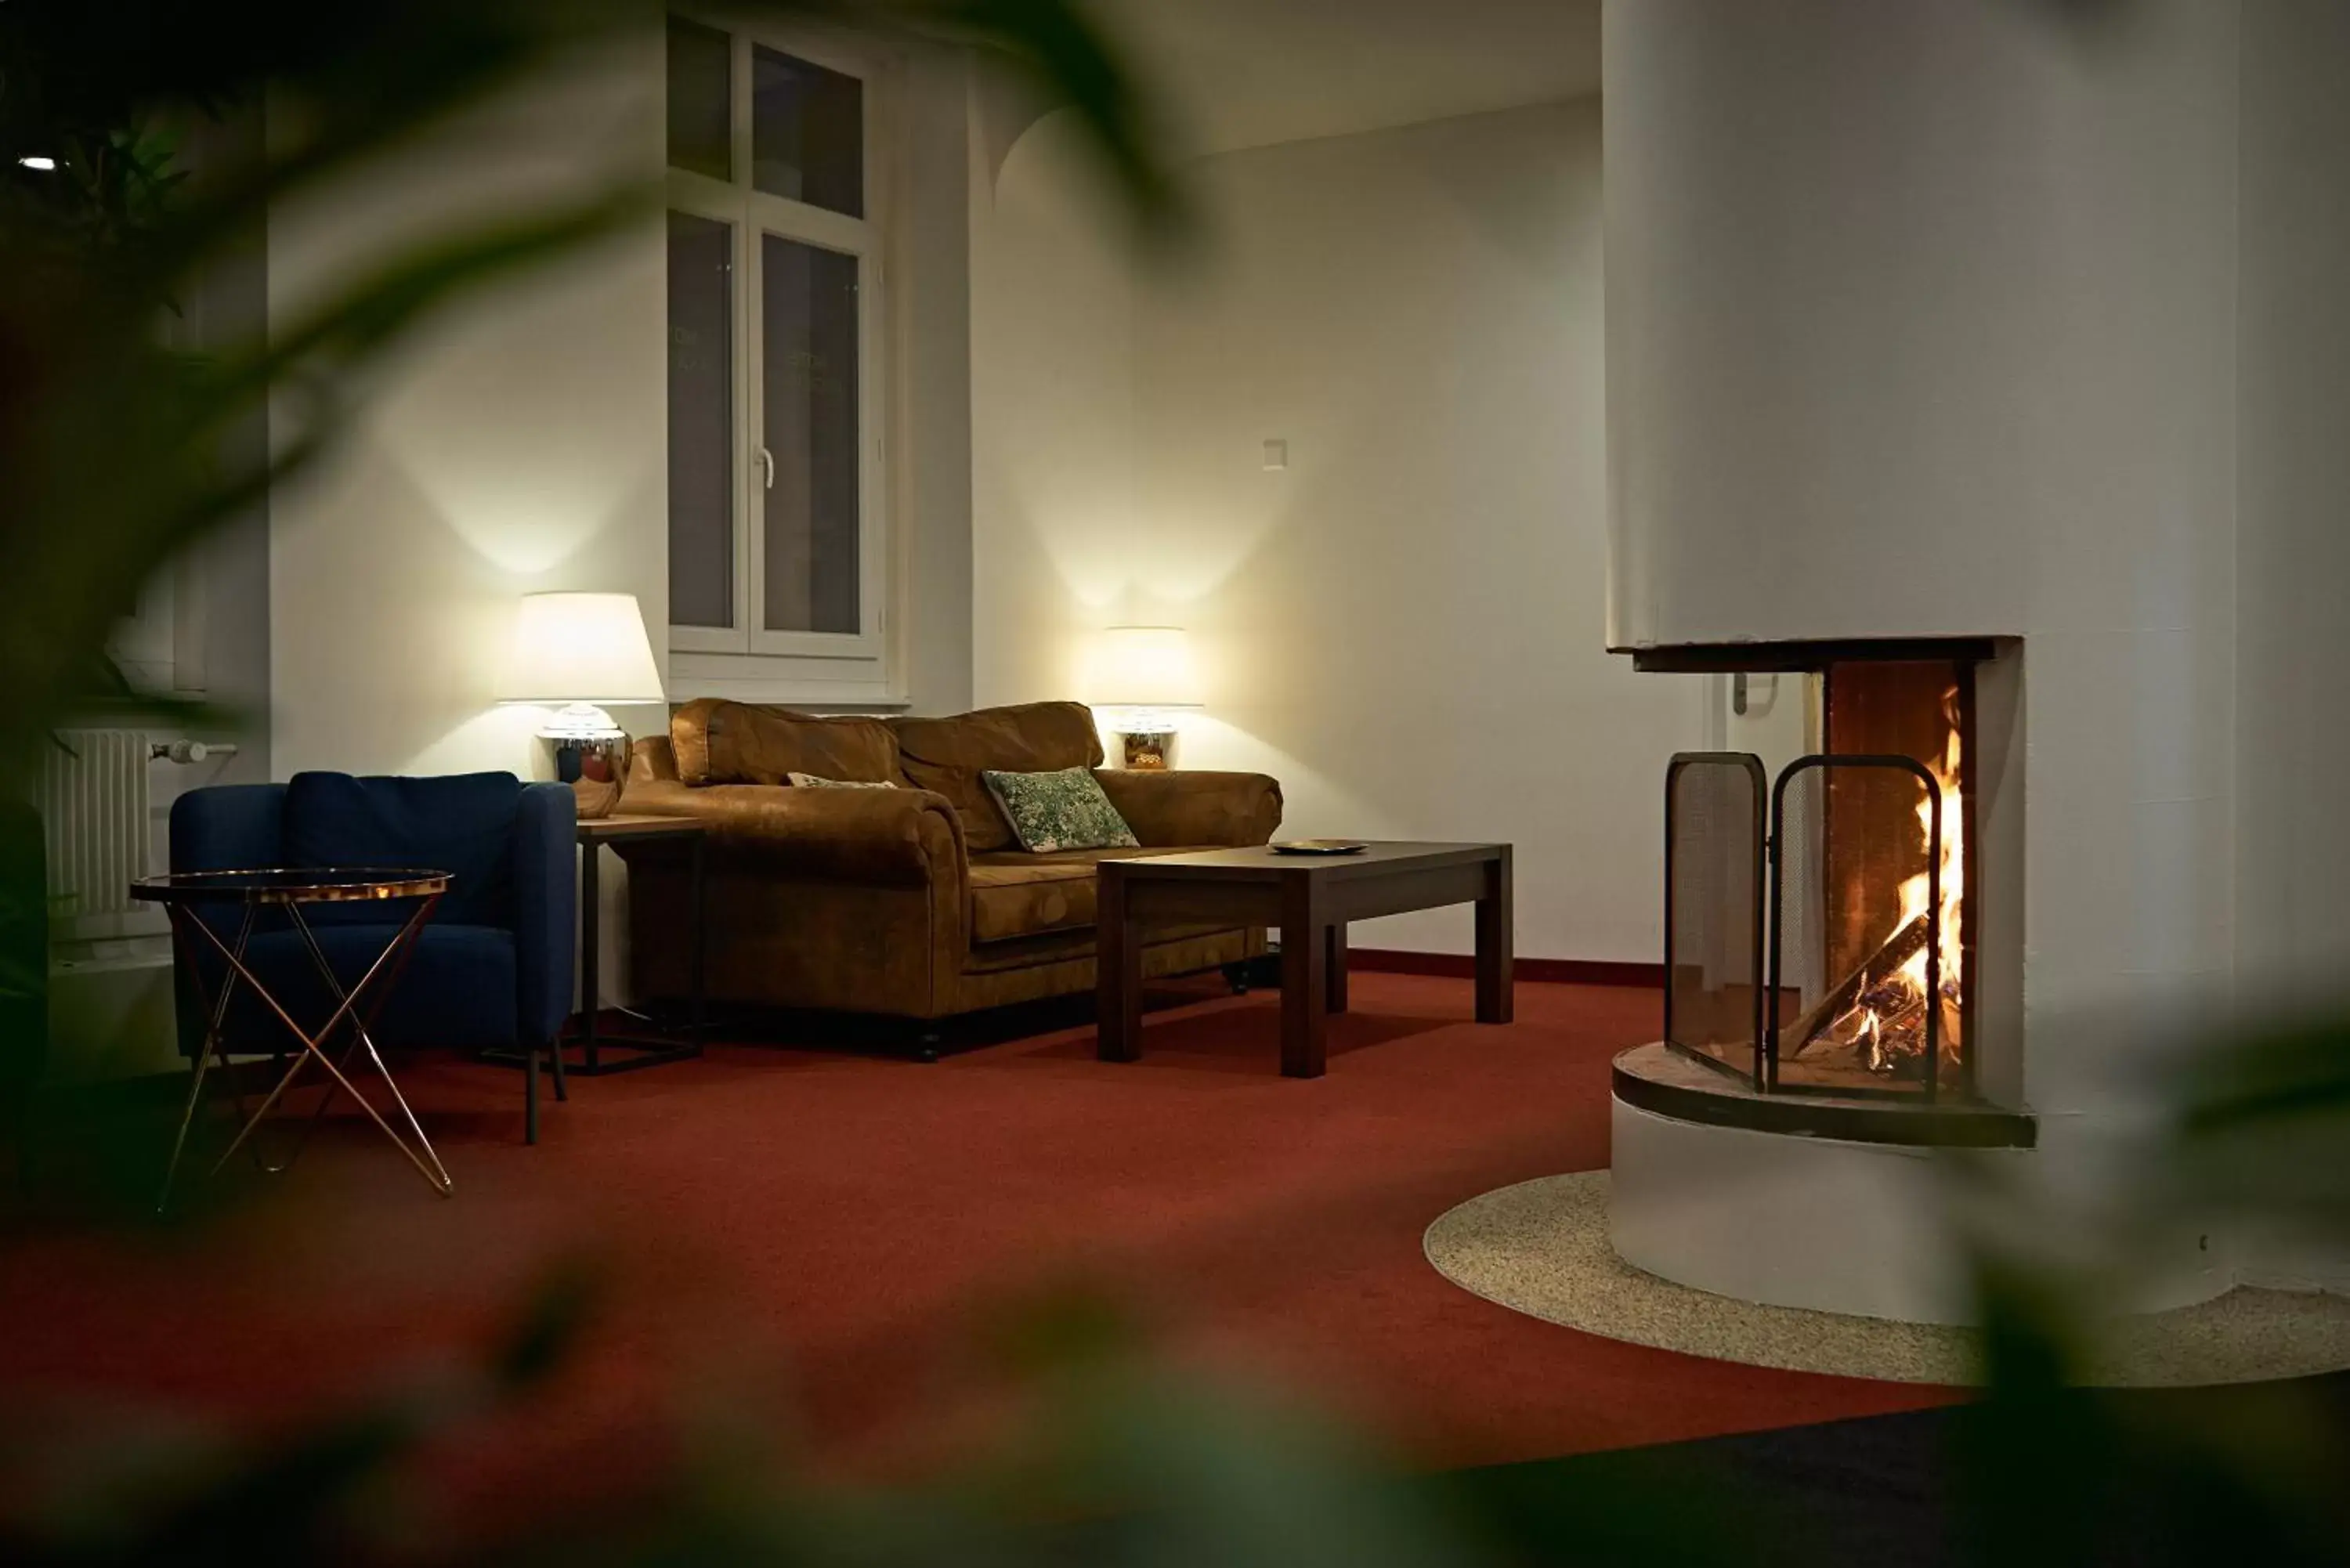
[131,867,454,1210]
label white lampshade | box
[504,591,665,706]
[1088,626,1202,727]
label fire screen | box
[1767,754,1955,1101]
[1662,753,1766,1087]
[1658,660,1975,1104]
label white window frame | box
[667,13,897,700]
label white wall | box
[1606,0,2243,1116]
[975,99,1703,963]
[2236,0,2350,1003]
[2235,0,2350,1291]
[892,49,980,716]
[971,112,1141,708]
[268,31,670,780]
[271,31,987,766]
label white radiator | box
[40,729,161,941]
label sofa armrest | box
[1094,770,1283,848]
[620,778,967,888]
[512,782,577,1047]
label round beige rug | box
[1424,1171,2350,1386]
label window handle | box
[757,446,776,490]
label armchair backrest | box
[280,771,526,927]
[168,773,575,1050]
[171,773,570,931]
[170,782,287,878]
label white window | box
[666,13,894,699]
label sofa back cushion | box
[671,698,901,787]
[282,771,519,928]
[888,701,1104,853]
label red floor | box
[0,974,1950,1512]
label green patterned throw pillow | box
[982,766,1140,854]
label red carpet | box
[0,974,1950,1508]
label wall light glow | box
[18,156,58,172]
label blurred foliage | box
[0,0,1175,1172]
[6,1021,2350,1564]
[0,0,1173,783]
[0,1274,1748,1568]
[7,1,2350,1564]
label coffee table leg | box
[1325,923,1348,1014]
[1281,878,1327,1078]
[1476,847,1514,1024]
[1097,865,1141,1062]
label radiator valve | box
[150,739,237,765]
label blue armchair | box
[170,771,576,1143]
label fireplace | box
[1596,0,2247,1324]
[1656,641,1988,1107]
[1611,639,2041,1321]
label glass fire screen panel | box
[1770,757,1954,1099]
[761,233,860,635]
[667,211,735,630]
[1665,753,1766,1082]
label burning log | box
[1787,912,1930,1057]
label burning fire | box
[1812,685,1965,1076]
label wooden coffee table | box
[1096,841,1513,1078]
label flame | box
[1820,684,1965,1077]
[1892,686,1963,1021]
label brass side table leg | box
[286,903,450,1190]
[192,898,454,1197]
[157,904,257,1215]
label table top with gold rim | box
[129,867,453,905]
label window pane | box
[753,46,863,216]
[761,234,859,634]
[668,211,735,630]
[667,16,731,181]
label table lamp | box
[1089,626,1202,770]
[504,591,666,818]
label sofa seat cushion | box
[204,922,519,1052]
[967,846,1211,944]
[671,699,901,786]
[888,702,1104,854]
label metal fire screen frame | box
[1766,753,1946,1104]
[1662,750,1958,1104]
[1661,752,1768,1090]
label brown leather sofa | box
[615,699,1282,1024]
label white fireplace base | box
[1609,1097,2234,1327]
